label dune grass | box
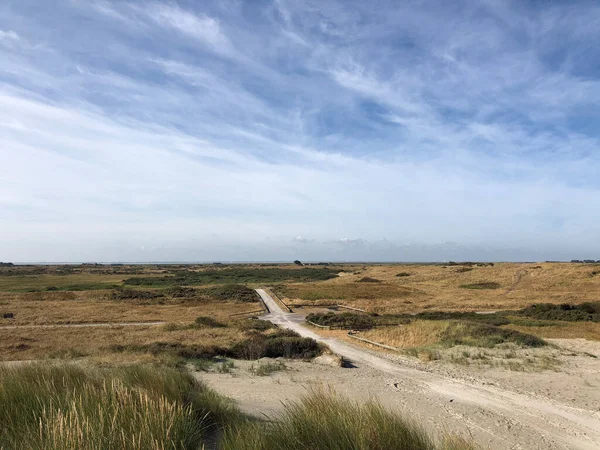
[0,364,240,450]
[361,320,546,351]
[220,389,474,450]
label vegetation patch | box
[123,267,338,287]
[395,272,412,277]
[307,312,375,330]
[221,389,469,450]
[0,364,241,450]
[514,302,600,322]
[438,321,546,348]
[459,282,501,290]
[248,361,286,376]
[111,288,165,301]
[356,276,381,283]
[203,284,258,302]
[194,316,227,328]
[236,318,276,332]
[229,329,323,360]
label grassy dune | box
[0,364,239,450]
[0,365,475,450]
[221,389,474,450]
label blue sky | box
[1,0,599,262]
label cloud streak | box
[1,0,599,262]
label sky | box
[1,0,600,262]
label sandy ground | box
[197,289,600,450]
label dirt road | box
[255,289,600,450]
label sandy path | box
[256,289,600,450]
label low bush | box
[204,284,258,302]
[194,316,227,328]
[459,282,501,290]
[111,288,165,301]
[108,342,228,360]
[306,312,375,330]
[228,330,322,360]
[356,276,381,283]
[514,302,600,322]
[396,272,412,277]
[166,286,198,298]
[236,318,276,332]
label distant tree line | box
[571,260,600,264]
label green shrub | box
[194,316,227,328]
[236,319,276,332]
[204,284,258,302]
[356,276,381,283]
[396,272,412,277]
[228,330,322,360]
[111,288,165,301]
[514,302,600,322]
[306,312,375,330]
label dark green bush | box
[204,284,257,302]
[228,330,322,360]
[194,316,226,328]
[356,277,381,283]
[306,312,375,330]
[515,302,600,322]
[111,288,164,301]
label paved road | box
[256,288,600,450]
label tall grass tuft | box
[0,363,240,449]
[221,389,457,450]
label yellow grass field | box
[276,262,600,313]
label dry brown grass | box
[277,263,600,314]
[0,321,247,361]
[0,293,257,326]
[360,321,449,349]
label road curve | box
[256,288,600,450]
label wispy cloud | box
[1,0,599,261]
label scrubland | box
[1,262,599,449]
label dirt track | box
[254,288,600,450]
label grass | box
[0,363,241,449]
[360,320,546,351]
[248,361,286,376]
[0,366,476,450]
[221,389,474,450]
